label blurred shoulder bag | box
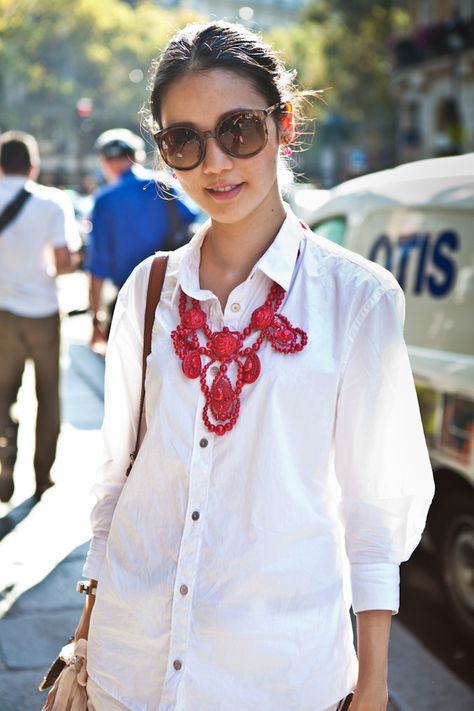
[0,186,32,233]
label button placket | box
[223,283,251,330]
[161,406,213,703]
[210,301,224,331]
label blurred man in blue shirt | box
[86,128,195,353]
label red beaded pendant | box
[209,374,236,421]
[211,331,240,359]
[242,351,261,384]
[182,350,202,379]
[170,282,308,435]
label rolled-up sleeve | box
[334,284,434,614]
[82,260,151,580]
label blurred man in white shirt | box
[0,131,77,502]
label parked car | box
[296,154,474,639]
[283,183,330,225]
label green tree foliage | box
[266,22,327,96]
[0,0,407,179]
[303,0,395,123]
[266,1,410,175]
[268,0,407,125]
[0,0,200,139]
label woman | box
[75,21,434,711]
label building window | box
[402,101,422,149]
[434,98,463,156]
[458,0,474,20]
[419,0,433,24]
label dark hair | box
[95,128,146,162]
[149,21,302,131]
[0,130,39,175]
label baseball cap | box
[95,129,145,161]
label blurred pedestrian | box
[0,131,77,502]
[85,128,196,354]
[68,21,433,711]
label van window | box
[312,217,347,246]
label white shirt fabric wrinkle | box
[83,207,434,711]
[0,176,77,317]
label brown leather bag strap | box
[126,254,168,476]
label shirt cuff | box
[350,562,400,614]
[82,536,107,580]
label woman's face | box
[159,68,283,227]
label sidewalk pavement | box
[0,274,473,711]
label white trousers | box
[87,677,341,711]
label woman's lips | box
[206,183,244,201]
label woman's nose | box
[202,137,233,174]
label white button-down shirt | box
[84,207,434,711]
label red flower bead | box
[251,304,274,330]
[211,331,239,359]
[182,308,206,330]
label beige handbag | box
[41,638,89,711]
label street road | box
[399,544,474,689]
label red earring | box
[280,103,296,155]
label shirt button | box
[179,584,189,596]
[211,366,219,376]
[231,302,240,312]
[199,438,208,448]
[192,511,200,521]
[173,659,182,671]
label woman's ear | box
[279,102,296,146]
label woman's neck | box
[199,199,286,311]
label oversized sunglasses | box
[153,102,285,171]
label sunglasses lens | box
[159,127,201,169]
[219,112,267,157]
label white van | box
[298,154,474,638]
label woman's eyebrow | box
[162,119,198,130]
[162,107,264,130]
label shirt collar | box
[175,205,305,304]
[252,205,305,291]
[172,225,209,304]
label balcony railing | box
[392,15,474,69]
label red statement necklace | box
[171,283,308,435]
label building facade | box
[391,1,474,162]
